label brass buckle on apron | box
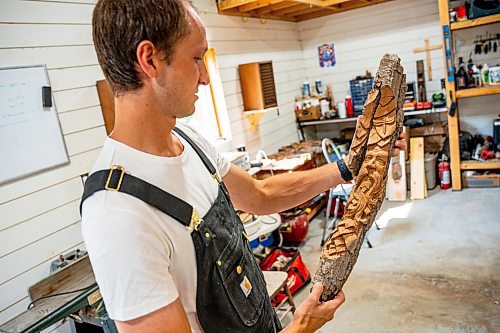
[188,209,203,231]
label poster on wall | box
[318,43,336,68]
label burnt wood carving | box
[314,54,407,301]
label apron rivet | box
[205,232,210,238]
[236,265,243,274]
[217,260,222,267]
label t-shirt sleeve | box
[178,124,231,177]
[82,208,179,321]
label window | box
[178,48,231,145]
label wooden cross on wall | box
[413,39,443,81]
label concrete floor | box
[288,187,500,333]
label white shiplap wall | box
[198,1,304,155]
[297,0,499,138]
[0,0,303,326]
[1,0,497,328]
[0,0,106,327]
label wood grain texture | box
[313,54,406,301]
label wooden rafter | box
[217,0,393,22]
[218,0,256,11]
[238,0,285,12]
[272,3,309,16]
[285,6,324,18]
[293,0,352,8]
[255,1,296,15]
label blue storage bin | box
[350,77,374,113]
[250,232,275,249]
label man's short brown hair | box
[92,0,192,95]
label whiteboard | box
[0,65,69,185]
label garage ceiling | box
[216,0,393,22]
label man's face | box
[155,8,210,119]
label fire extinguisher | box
[438,154,451,189]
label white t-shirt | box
[81,125,231,332]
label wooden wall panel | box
[298,0,445,105]
[0,1,99,327]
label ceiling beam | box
[292,0,353,8]
[218,0,256,11]
[238,0,285,12]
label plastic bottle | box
[455,57,468,89]
[338,102,346,119]
[345,94,354,118]
[302,81,311,97]
[481,63,489,85]
[315,80,323,95]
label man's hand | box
[283,283,345,333]
[392,131,406,157]
[355,116,407,158]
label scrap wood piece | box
[313,54,407,301]
[410,137,426,200]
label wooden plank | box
[238,0,285,12]
[256,1,298,15]
[54,86,100,113]
[293,0,390,20]
[0,0,93,24]
[451,13,500,30]
[59,106,104,135]
[0,242,84,318]
[0,222,83,285]
[218,0,258,11]
[0,24,92,48]
[0,200,80,258]
[455,86,500,99]
[64,126,107,156]
[0,257,96,333]
[272,4,310,16]
[0,45,98,71]
[410,137,425,200]
[0,149,99,204]
[48,65,104,92]
[0,177,83,231]
[285,6,324,18]
[96,80,115,135]
[293,0,351,7]
[438,0,461,191]
[460,159,500,170]
[386,130,407,201]
[293,8,339,21]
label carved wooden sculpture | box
[313,54,407,301]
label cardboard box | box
[410,123,447,137]
[462,173,500,188]
[295,106,320,121]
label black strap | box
[79,127,226,225]
[173,127,230,198]
[79,127,220,225]
[79,167,193,227]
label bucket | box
[406,153,438,190]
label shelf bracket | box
[244,110,267,133]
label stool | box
[262,271,296,321]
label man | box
[82,0,405,332]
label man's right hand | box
[283,283,345,333]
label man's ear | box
[136,40,159,79]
